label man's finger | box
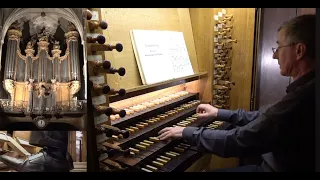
[158,131,171,140]
[159,130,170,138]
[161,133,174,140]
[197,113,208,118]
[158,127,170,134]
[196,105,203,113]
[197,104,208,112]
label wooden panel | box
[190,8,255,170]
[68,131,77,161]
[185,79,201,95]
[177,8,199,74]
[12,131,31,141]
[5,135,30,157]
[189,8,215,103]
[256,8,296,110]
[109,72,206,103]
[71,162,87,172]
[87,8,108,171]
[82,131,87,162]
[221,8,255,110]
[12,82,75,108]
[100,8,199,90]
[12,132,41,154]
[87,8,111,126]
[56,83,71,103]
[209,155,239,170]
[190,8,255,110]
[185,154,212,172]
[13,83,28,106]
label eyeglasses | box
[272,43,296,53]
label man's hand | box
[196,104,218,121]
[158,126,185,140]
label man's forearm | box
[182,113,276,158]
[217,109,261,126]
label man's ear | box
[296,43,306,60]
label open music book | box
[130,29,194,85]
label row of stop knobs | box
[85,9,123,52]
[85,9,128,121]
[85,8,130,171]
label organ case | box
[86,8,256,172]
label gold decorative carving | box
[36,82,45,98]
[26,41,34,49]
[58,51,69,62]
[37,41,50,51]
[70,81,81,96]
[3,79,15,99]
[52,41,62,58]
[37,28,51,42]
[65,31,79,41]
[17,49,27,61]
[50,79,57,92]
[52,49,62,58]
[27,79,34,92]
[56,82,71,87]
[7,29,22,41]
[25,41,35,57]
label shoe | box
[0,147,72,172]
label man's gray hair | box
[278,14,315,60]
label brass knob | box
[227,39,237,43]
[87,35,106,44]
[106,67,126,76]
[88,20,108,31]
[105,107,126,118]
[88,81,111,94]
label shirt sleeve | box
[182,92,300,158]
[182,113,278,158]
[217,109,261,126]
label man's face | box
[273,29,296,76]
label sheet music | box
[166,31,194,78]
[130,30,194,85]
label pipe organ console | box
[84,8,235,172]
